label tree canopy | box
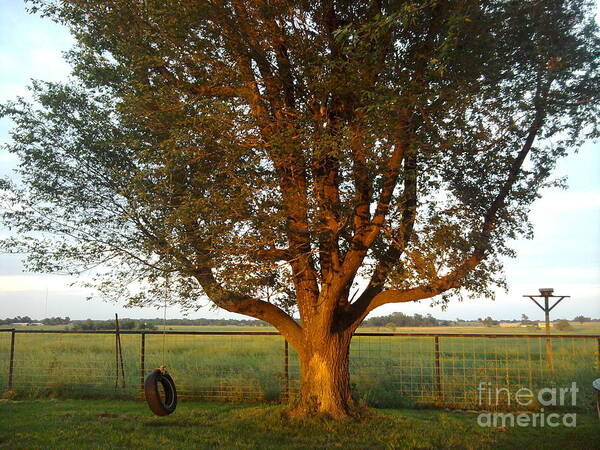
[1,0,598,416]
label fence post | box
[283,339,289,401]
[140,332,146,395]
[434,336,442,402]
[114,314,125,388]
[597,337,599,375]
[8,330,15,391]
[115,322,119,388]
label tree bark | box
[292,330,354,419]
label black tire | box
[144,369,177,416]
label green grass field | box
[1,399,598,449]
[1,323,598,411]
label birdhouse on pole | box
[523,288,570,371]
[523,288,570,333]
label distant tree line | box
[69,317,272,330]
[2,315,597,330]
[70,319,157,331]
[0,316,71,325]
[360,313,599,328]
[360,312,451,328]
[138,318,271,327]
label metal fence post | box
[140,332,146,394]
[283,339,289,401]
[434,336,442,401]
[8,330,15,391]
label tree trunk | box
[292,331,354,419]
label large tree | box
[1,0,598,417]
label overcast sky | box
[0,1,598,322]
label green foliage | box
[1,0,598,324]
[482,316,499,327]
[0,316,33,325]
[41,316,71,325]
[361,312,449,327]
[574,315,591,324]
[69,319,156,331]
[0,316,70,326]
[141,317,271,327]
[68,317,270,329]
[554,319,573,331]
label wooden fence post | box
[114,314,125,388]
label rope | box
[160,151,172,375]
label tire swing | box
[144,289,177,416]
[144,366,177,416]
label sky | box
[0,1,598,322]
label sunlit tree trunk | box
[286,311,355,418]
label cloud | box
[0,275,87,293]
[505,267,600,284]
[533,190,600,214]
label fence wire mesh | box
[1,329,598,411]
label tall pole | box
[544,295,550,334]
[544,294,553,371]
[523,288,569,372]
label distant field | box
[1,323,598,411]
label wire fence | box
[0,329,598,411]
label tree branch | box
[346,72,553,327]
[193,266,303,348]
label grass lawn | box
[1,399,597,449]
